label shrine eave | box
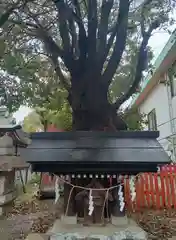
[30,161,167,174]
[30,130,160,139]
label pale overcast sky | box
[13,27,175,123]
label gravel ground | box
[130,208,176,240]
[0,194,63,240]
[1,184,176,240]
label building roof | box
[19,131,169,174]
[132,29,176,107]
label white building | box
[132,29,176,160]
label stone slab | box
[61,215,77,225]
[111,216,128,226]
[25,233,49,240]
[48,218,145,237]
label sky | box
[13,28,174,123]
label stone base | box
[0,191,16,216]
[61,215,77,225]
[0,202,15,217]
[0,170,15,195]
[111,215,128,226]
[0,191,16,205]
[49,229,147,240]
[48,218,146,238]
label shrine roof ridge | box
[30,130,159,140]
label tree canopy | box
[0,0,175,130]
[22,111,43,132]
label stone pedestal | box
[0,135,16,216]
[0,170,16,215]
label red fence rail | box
[125,165,176,210]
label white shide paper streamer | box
[88,189,94,216]
[129,176,136,202]
[55,176,60,204]
[118,185,125,212]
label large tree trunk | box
[68,76,127,131]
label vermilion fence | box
[41,164,176,210]
[125,164,176,210]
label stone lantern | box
[0,107,30,215]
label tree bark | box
[68,76,127,131]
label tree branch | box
[101,25,117,71]
[49,51,70,91]
[87,0,98,67]
[68,18,79,59]
[102,0,130,86]
[97,0,114,72]
[140,0,153,37]
[53,61,70,91]
[39,31,65,60]
[114,19,160,109]
[8,18,65,64]
[53,0,71,54]
[71,0,87,66]
[8,18,38,29]
[53,0,82,74]
[37,30,70,91]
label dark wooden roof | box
[19,131,170,174]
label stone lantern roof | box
[0,107,30,171]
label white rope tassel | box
[118,185,125,212]
[55,176,60,204]
[129,176,136,202]
[157,166,160,173]
[88,189,94,216]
